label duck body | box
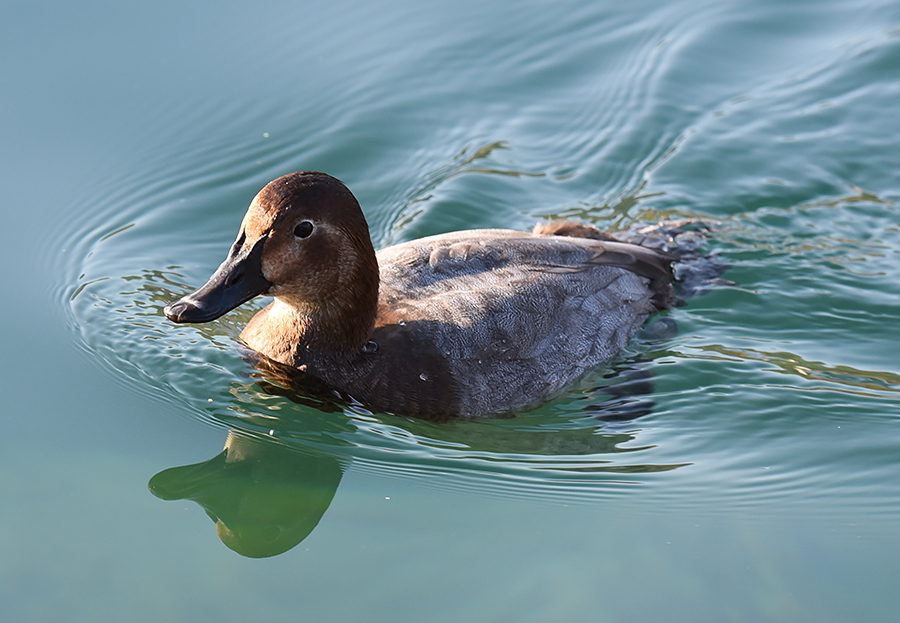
[165,172,676,418]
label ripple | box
[62,152,706,506]
[55,0,900,512]
[61,151,900,511]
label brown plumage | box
[165,172,677,418]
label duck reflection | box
[149,430,342,558]
[149,330,687,558]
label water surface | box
[2,0,899,621]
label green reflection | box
[684,343,900,397]
[387,141,545,241]
[149,431,342,558]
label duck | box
[164,171,678,418]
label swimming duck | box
[165,171,677,418]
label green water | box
[2,0,900,620]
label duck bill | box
[165,235,272,323]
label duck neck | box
[279,291,376,355]
[263,255,379,358]
[240,237,380,364]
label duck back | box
[313,228,673,418]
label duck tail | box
[534,218,730,306]
[532,219,616,241]
[613,219,732,305]
[534,219,675,310]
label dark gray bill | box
[164,234,272,323]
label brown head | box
[165,172,380,353]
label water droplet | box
[362,340,378,354]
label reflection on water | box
[388,141,546,238]
[148,347,693,557]
[72,255,697,499]
[61,69,900,561]
[149,352,691,559]
[239,334,689,462]
[10,0,900,615]
[150,431,343,558]
[68,172,900,527]
[144,322,700,560]
[681,343,900,397]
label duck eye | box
[293,221,314,239]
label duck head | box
[165,172,380,353]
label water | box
[2,0,900,620]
